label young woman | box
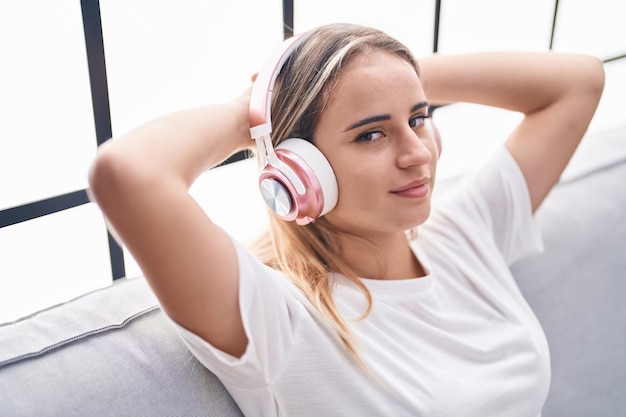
[88,23,604,416]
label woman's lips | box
[391,178,430,198]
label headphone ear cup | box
[259,138,338,225]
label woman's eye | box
[355,130,385,143]
[409,114,430,129]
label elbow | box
[558,55,606,126]
[88,142,138,210]
[581,55,606,104]
[88,143,119,207]
[88,140,175,218]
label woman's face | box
[313,51,438,239]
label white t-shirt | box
[173,147,550,417]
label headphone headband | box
[249,33,309,140]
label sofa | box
[1,126,625,417]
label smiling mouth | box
[391,179,430,198]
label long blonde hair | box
[249,23,420,367]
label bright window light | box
[0,0,624,323]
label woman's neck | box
[338,232,426,280]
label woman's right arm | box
[88,88,254,357]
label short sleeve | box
[170,236,303,390]
[438,146,544,265]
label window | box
[1,0,624,323]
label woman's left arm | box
[419,52,605,212]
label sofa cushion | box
[0,276,243,417]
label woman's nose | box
[396,126,433,168]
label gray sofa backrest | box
[512,137,626,417]
[0,277,243,417]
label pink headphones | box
[249,33,337,226]
[249,33,442,225]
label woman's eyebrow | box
[344,114,390,131]
[411,101,429,113]
[343,101,430,132]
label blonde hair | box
[249,23,420,368]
